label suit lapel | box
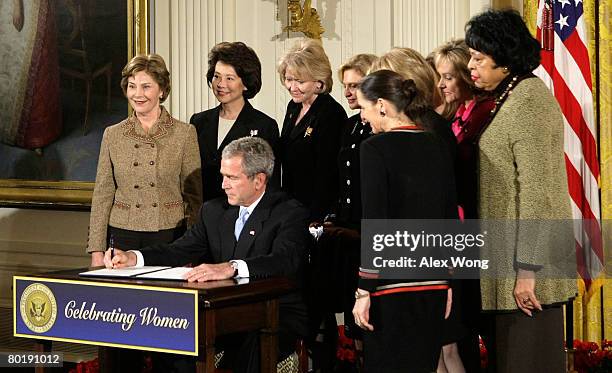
[219,206,238,262]
[218,101,254,151]
[202,106,221,158]
[233,194,272,260]
[285,94,326,142]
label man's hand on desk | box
[104,248,137,269]
[185,262,235,282]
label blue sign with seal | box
[14,276,198,356]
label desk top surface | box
[25,268,294,308]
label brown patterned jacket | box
[87,107,202,253]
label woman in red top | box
[434,39,494,220]
[432,39,494,373]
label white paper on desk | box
[133,267,193,281]
[79,266,170,278]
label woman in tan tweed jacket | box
[465,10,576,373]
[88,54,202,267]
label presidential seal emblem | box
[19,283,57,333]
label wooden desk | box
[26,269,293,373]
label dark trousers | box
[447,279,482,373]
[307,228,362,372]
[480,306,565,373]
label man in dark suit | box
[106,137,309,373]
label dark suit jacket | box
[140,191,310,337]
[190,101,280,201]
[279,94,346,222]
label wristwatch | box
[229,260,239,277]
[354,290,370,299]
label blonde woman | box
[277,39,347,222]
[277,38,348,371]
[371,47,456,157]
[431,39,497,373]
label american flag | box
[533,0,603,294]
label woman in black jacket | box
[277,39,347,223]
[277,38,347,372]
[353,70,457,373]
[190,42,279,201]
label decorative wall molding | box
[152,0,490,124]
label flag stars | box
[558,0,571,9]
[574,0,583,5]
[556,14,570,30]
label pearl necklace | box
[490,75,519,117]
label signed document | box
[133,267,192,281]
[79,266,170,278]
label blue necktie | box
[234,208,249,240]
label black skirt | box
[363,290,447,373]
[107,225,185,250]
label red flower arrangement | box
[479,335,488,369]
[336,325,357,363]
[572,339,612,373]
[69,358,98,373]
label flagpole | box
[566,300,574,348]
[595,0,604,345]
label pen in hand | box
[109,236,115,267]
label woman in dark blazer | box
[353,70,457,373]
[190,42,279,201]
[277,39,347,223]
[276,38,346,372]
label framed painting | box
[0,0,149,208]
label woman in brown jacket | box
[88,54,202,267]
[466,10,576,373]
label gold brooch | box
[304,127,313,137]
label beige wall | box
[152,0,491,123]
[0,208,90,307]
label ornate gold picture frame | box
[0,0,149,208]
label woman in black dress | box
[190,42,279,201]
[352,70,457,373]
